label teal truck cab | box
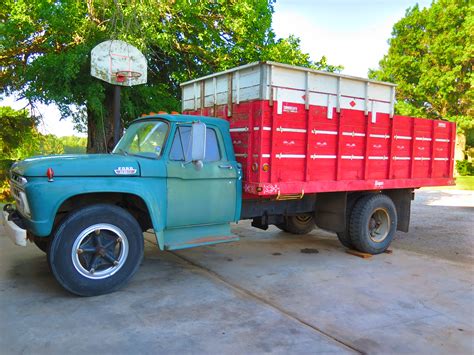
[3,114,245,296]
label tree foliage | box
[0,106,63,159]
[58,136,87,154]
[0,106,36,158]
[1,0,341,153]
[0,106,64,201]
[369,0,473,132]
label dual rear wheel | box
[338,194,397,254]
[277,194,397,255]
[276,213,316,235]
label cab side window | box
[170,126,191,161]
[205,128,221,162]
[170,126,222,162]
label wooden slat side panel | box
[449,121,456,177]
[365,113,391,180]
[271,102,306,183]
[182,99,455,197]
[431,120,453,178]
[413,118,432,178]
[251,101,272,184]
[391,116,412,179]
[307,104,338,181]
[338,109,366,180]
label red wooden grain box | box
[181,62,455,197]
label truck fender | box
[25,178,167,249]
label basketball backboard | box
[91,40,147,86]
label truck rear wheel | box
[349,194,397,254]
[336,193,370,249]
[277,214,315,235]
[336,231,353,249]
[48,204,144,296]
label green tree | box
[0,106,64,201]
[0,106,64,161]
[1,0,341,153]
[369,0,473,132]
[0,106,35,159]
[59,136,87,154]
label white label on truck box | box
[283,105,298,113]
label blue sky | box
[273,0,432,76]
[2,0,432,137]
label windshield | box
[113,120,168,159]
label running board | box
[163,223,239,250]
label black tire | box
[336,193,370,249]
[277,214,315,235]
[349,194,397,254]
[336,231,353,249]
[48,204,144,296]
[33,236,50,254]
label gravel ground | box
[391,190,473,264]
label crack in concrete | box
[170,251,364,354]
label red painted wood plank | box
[184,99,455,197]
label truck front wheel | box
[33,236,50,253]
[276,214,315,235]
[48,204,144,296]
[349,194,397,254]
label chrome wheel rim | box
[71,223,129,280]
[368,208,390,243]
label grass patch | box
[455,176,474,190]
[421,176,474,190]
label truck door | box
[166,124,239,229]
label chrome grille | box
[8,170,30,217]
[9,174,28,216]
[10,182,22,208]
[10,172,27,185]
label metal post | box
[113,85,121,146]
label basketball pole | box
[113,84,121,147]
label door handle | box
[219,164,233,169]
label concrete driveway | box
[1,190,473,354]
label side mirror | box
[191,122,206,165]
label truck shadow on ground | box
[4,253,68,297]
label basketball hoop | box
[91,40,147,86]
[114,70,142,83]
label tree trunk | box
[86,86,122,153]
[86,108,111,153]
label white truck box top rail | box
[181,61,397,118]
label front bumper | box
[1,204,27,246]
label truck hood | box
[11,154,141,177]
